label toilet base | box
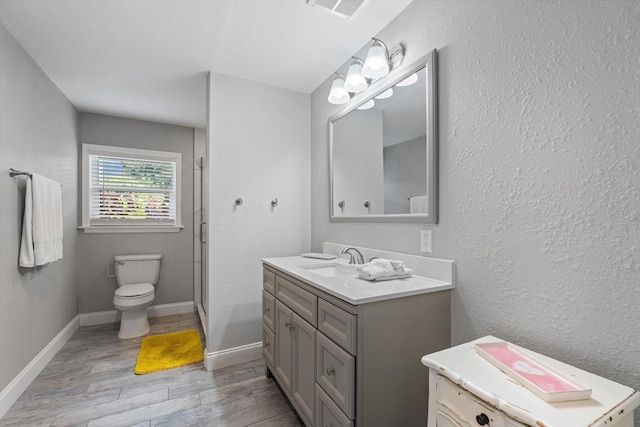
[118,309,150,339]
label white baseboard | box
[79,301,195,327]
[0,315,80,418]
[204,342,263,372]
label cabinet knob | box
[289,324,296,330]
[264,342,270,348]
[264,308,270,314]
[285,322,291,328]
[476,413,490,426]
[326,367,335,376]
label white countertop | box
[421,335,640,427]
[262,255,454,305]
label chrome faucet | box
[341,247,365,265]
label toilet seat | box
[115,283,154,299]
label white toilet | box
[113,254,162,339]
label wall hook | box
[271,198,278,208]
[338,200,345,208]
[364,201,370,208]
[235,197,243,206]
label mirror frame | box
[329,49,438,223]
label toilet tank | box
[114,254,162,287]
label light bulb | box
[343,58,368,93]
[328,74,350,105]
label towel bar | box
[9,168,62,187]
[9,168,31,178]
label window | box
[81,144,182,233]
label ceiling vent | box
[306,0,366,20]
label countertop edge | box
[262,256,454,305]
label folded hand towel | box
[409,195,427,214]
[356,258,413,281]
[19,173,63,267]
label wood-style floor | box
[0,313,303,427]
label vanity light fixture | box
[396,72,418,87]
[343,57,368,93]
[375,88,393,99]
[327,38,404,105]
[362,38,390,79]
[328,73,350,105]
[357,99,375,110]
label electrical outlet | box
[420,229,432,253]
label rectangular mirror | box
[329,50,438,223]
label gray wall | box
[77,113,194,313]
[207,73,310,353]
[310,0,640,420]
[0,23,79,391]
[333,108,384,215]
[383,136,427,214]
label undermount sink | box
[298,262,356,278]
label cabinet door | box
[262,323,275,368]
[262,290,275,332]
[316,332,355,419]
[292,312,316,424]
[275,300,293,392]
[316,384,354,427]
[263,268,275,295]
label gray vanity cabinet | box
[274,299,316,426]
[274,300,293,391]
[263,264,451,426]
[292,312,316,423]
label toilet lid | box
[115,283,154,298]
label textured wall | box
[0,23,78,391]
[310,0,640,419]
[76,113,194,313]
[207,73,310,352]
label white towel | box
[409,195,427,214]
[19,174,63,267]
[356,258,413,281]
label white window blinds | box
[89,155,177,225]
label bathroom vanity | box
[421,336,640,427]
[262,244,454,427]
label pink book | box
[475,341,591,402]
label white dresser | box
[421,336,640,427]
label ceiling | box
[0,0,412,129]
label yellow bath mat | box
[135,329,204,375]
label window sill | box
[78,225,184,234]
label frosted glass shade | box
[396,72,418,87]
[328,75,350,104]
[362,44,389,79]
[375,88,393,99]
[357,99,375,110]
[344,61,368,93]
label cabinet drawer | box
[262,323,275,368]
[436,375,526,427]
[318,299,356,355]
[315,384,354,427]
[263,269,276,295]
[316,332,355,419]
[262,290,275,332]
[276,276,317,327]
